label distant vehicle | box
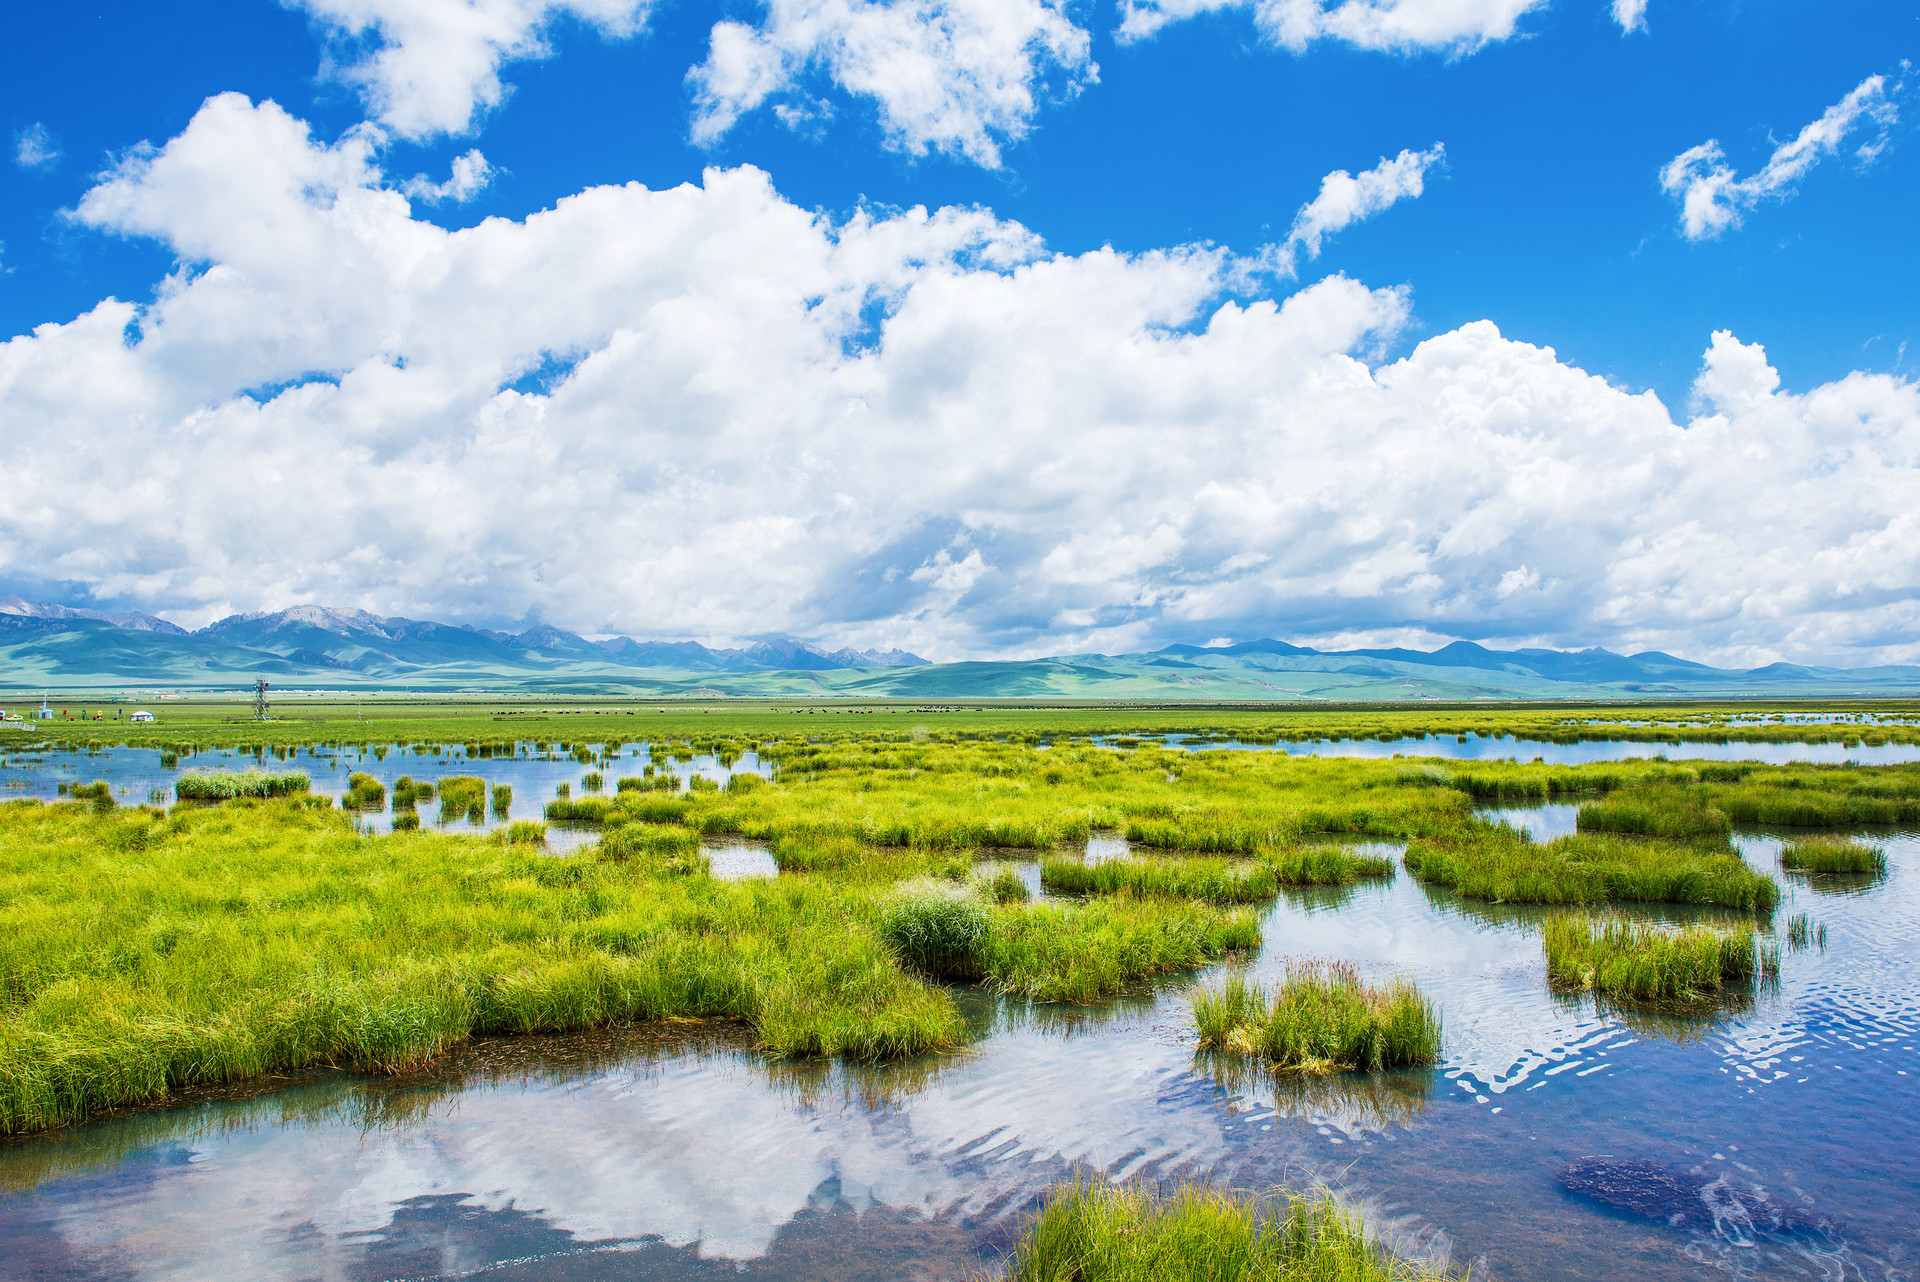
[130,710,155,723]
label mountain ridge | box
[1,598,1915,698]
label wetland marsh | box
[0,700,1915,1280]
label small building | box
[130,710,155,723]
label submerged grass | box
[1191,964,1441,1071]
[1543,914,1777,1003]
[1001,1175,1452,1282]
[1404,821,1777,911]
[1779,835,1887,875]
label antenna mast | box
[253,678,271,722]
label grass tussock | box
[174,771,310,801]
[1779,835,1887,875]
[1191,964,1441,1071]
[1001,1175,1453,1282]
[1404,821,1777,911]
[1543,914,1777,1003]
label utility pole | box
[253,678,271,723]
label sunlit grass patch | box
[1040,854,1279,902]
[986,897,1261,1004]
[1404,821,1776,911]
[1779,835,1887,875]
[174,770,310,801]
[1001,1174,1453,1282]
[1191,964,1440,1071]
[1576,789,1730,839]
[1544,913,1777,1003]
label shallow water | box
[1145,732,1920,766]
[0,742,773,839]
[3,757,1918,1279]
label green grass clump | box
[1404,821,1777,911]
[1267,846,1396,885]
[986,898,1260,1004]
[985,866,1031,903]
[343,772,385,810]
[437,776,487,824]
[1779,835,1887,874]
[1544,914,1777,1003]
[879,881,991,979]
[174,771,310,801]
[1002,1175,1452,1282]
[491,783,512,815]
[1191,965,1441,1071]
[1576,788,1730,839]
[597,823,705,875]
[500,819,546,846]
[1041,855,1279,903]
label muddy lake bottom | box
[1,743,1917,1280]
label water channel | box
[0,737,1914,1280]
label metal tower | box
[253,678,270,722]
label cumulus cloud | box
[9,94,1920,665]
[401,147,497,201]
[290,0,650,138]
[688,0,1095,166]
[14,123,58,170]
[1270,145,1443,275]
[1610,0,1646,33]
[1661,74,1900,240]
[1116,0,1547,55]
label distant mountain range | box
[2,597,1917,699]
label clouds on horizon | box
[5,93,1918,668]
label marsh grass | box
[1784,913,1827,952]
[437,776,487,824]
[879,881,991,979]
[1041,855,1279,903]
[174,771,310,801]
[1000,1175,1453,1282]
[1269,846,1397,885]
[1191,965,1441,1071]
[1779,835,1887,875]
[1576,789,1730,839]
[1404,821,1777,910]
[986,898,1261,1004]
[0,799,972,1133]
[985,866,1031,903]
[1543,913,1777,1003]
[343,772,386,810]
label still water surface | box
[1,742,1915,1280]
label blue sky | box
[1,0,1916,664]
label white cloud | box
[1661,74,1900,241]
[402,147,497,202]
[1116,0,1547,55]
[8,94,1920,666]
[689,0,1095,166]
[15,123,59,169]
[1610,0,1646,33]
[289,0,650,138]
[1271,145,1443,275]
